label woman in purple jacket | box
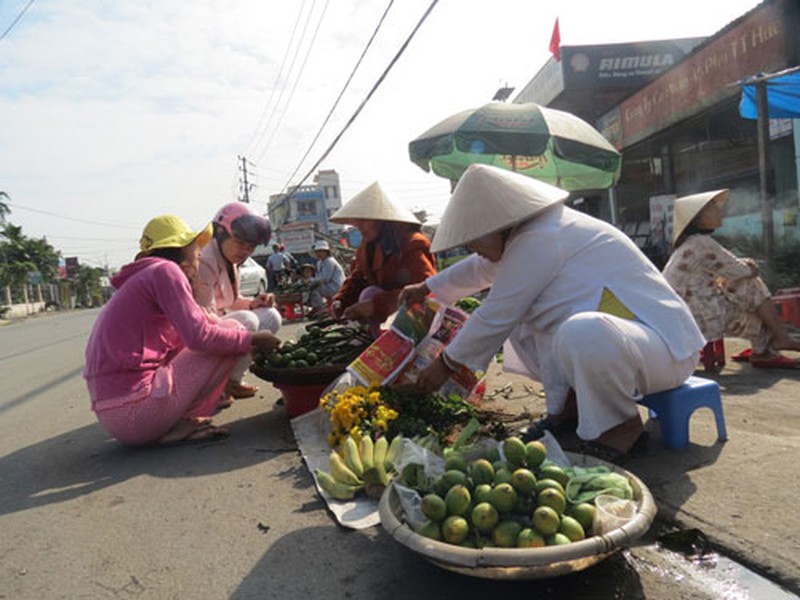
[83,215,281,446]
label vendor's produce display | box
[454,296,482,314]
[319,384,513,449]
[274,279,310,295]
[252,321,374,384]
[380,446,656,580]
[396,436,637,549]
[314,433,405,501]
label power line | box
[5,201,140,230]
[243,1,308,156]
[0,0,35,43]
[285,0,440,199]
[249,1,319,162]
[253,0,331,167]
[280,0,395,194]
[45,234,137,242]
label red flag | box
[549,18,561,61]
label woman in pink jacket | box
[83,215,281,446]
[194,202,282,403]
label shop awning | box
[739,66,800,119]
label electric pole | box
[238,155,252,203]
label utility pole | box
[238,155,251,203]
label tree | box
[0,191,9,223]
[0,223,60,288]
[74,263,106,307]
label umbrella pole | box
[756,81,775,286]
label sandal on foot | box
[578,433,648,465]
[731,348,752,362]
[520,415,578,443]
[157,423,231,447]
[216,395,234,413]
[750,355,800,369]
[227,381,258,399]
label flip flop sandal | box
[731,348,753,362]
[215,395,235,413]
[750,355,800,369]
[519,415,578,443]
[228,383,258,399]
[157,424,231,447]
[578,433,649,466]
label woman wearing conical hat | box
[329,182,436,333]
[663,190,800,368]
[399,164,706,462]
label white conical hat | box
[330,182,420,225]
[672,189,730,243]
[430,164,569,253]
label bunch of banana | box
[315,433,405,501]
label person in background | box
[399,164,705,463]
[663,189,800,369]
[298,262,323,317]
[266,243,291,291]
[83,215,281,446]
[280,243,298,274]
[329,182,436,334]
[307,240,345,318]
[194,202,282,406]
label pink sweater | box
[84,257,251,404]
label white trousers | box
[224,307,282,383]
[550,313,698,440]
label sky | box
[0,0,763,270]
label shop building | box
[267,169,344,240]
[516,0,799,270]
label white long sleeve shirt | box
[427,205,705,393]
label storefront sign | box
[617,0,787,147]
[279,225,316,254]
[562,40,698,89]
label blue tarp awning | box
[739,68,800,119]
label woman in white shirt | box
[400,164,705,462]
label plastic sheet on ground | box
[290,406,381,530]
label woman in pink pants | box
[83,215,281,446]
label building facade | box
[516,0,800,273]
[267,169,345,254]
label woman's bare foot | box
[225,380,258,399]
[157,420,230,445]
[593,415,644,454]
[770,334,800,353]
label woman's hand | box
[251,331,281,354]
[742,258,760,277]
[330,300,344,319]
[250,293,275,309]
[398,282,430,307]
[415,354,455,393]
[342,300,374,323]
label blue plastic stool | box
[637,376,727,450]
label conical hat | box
[672,189,730,243]
[430,164,569,253]
[330,182,420,225]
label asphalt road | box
[0,310,794,599]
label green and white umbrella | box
[409,102,621,191]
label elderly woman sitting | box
[663,189,800,369]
